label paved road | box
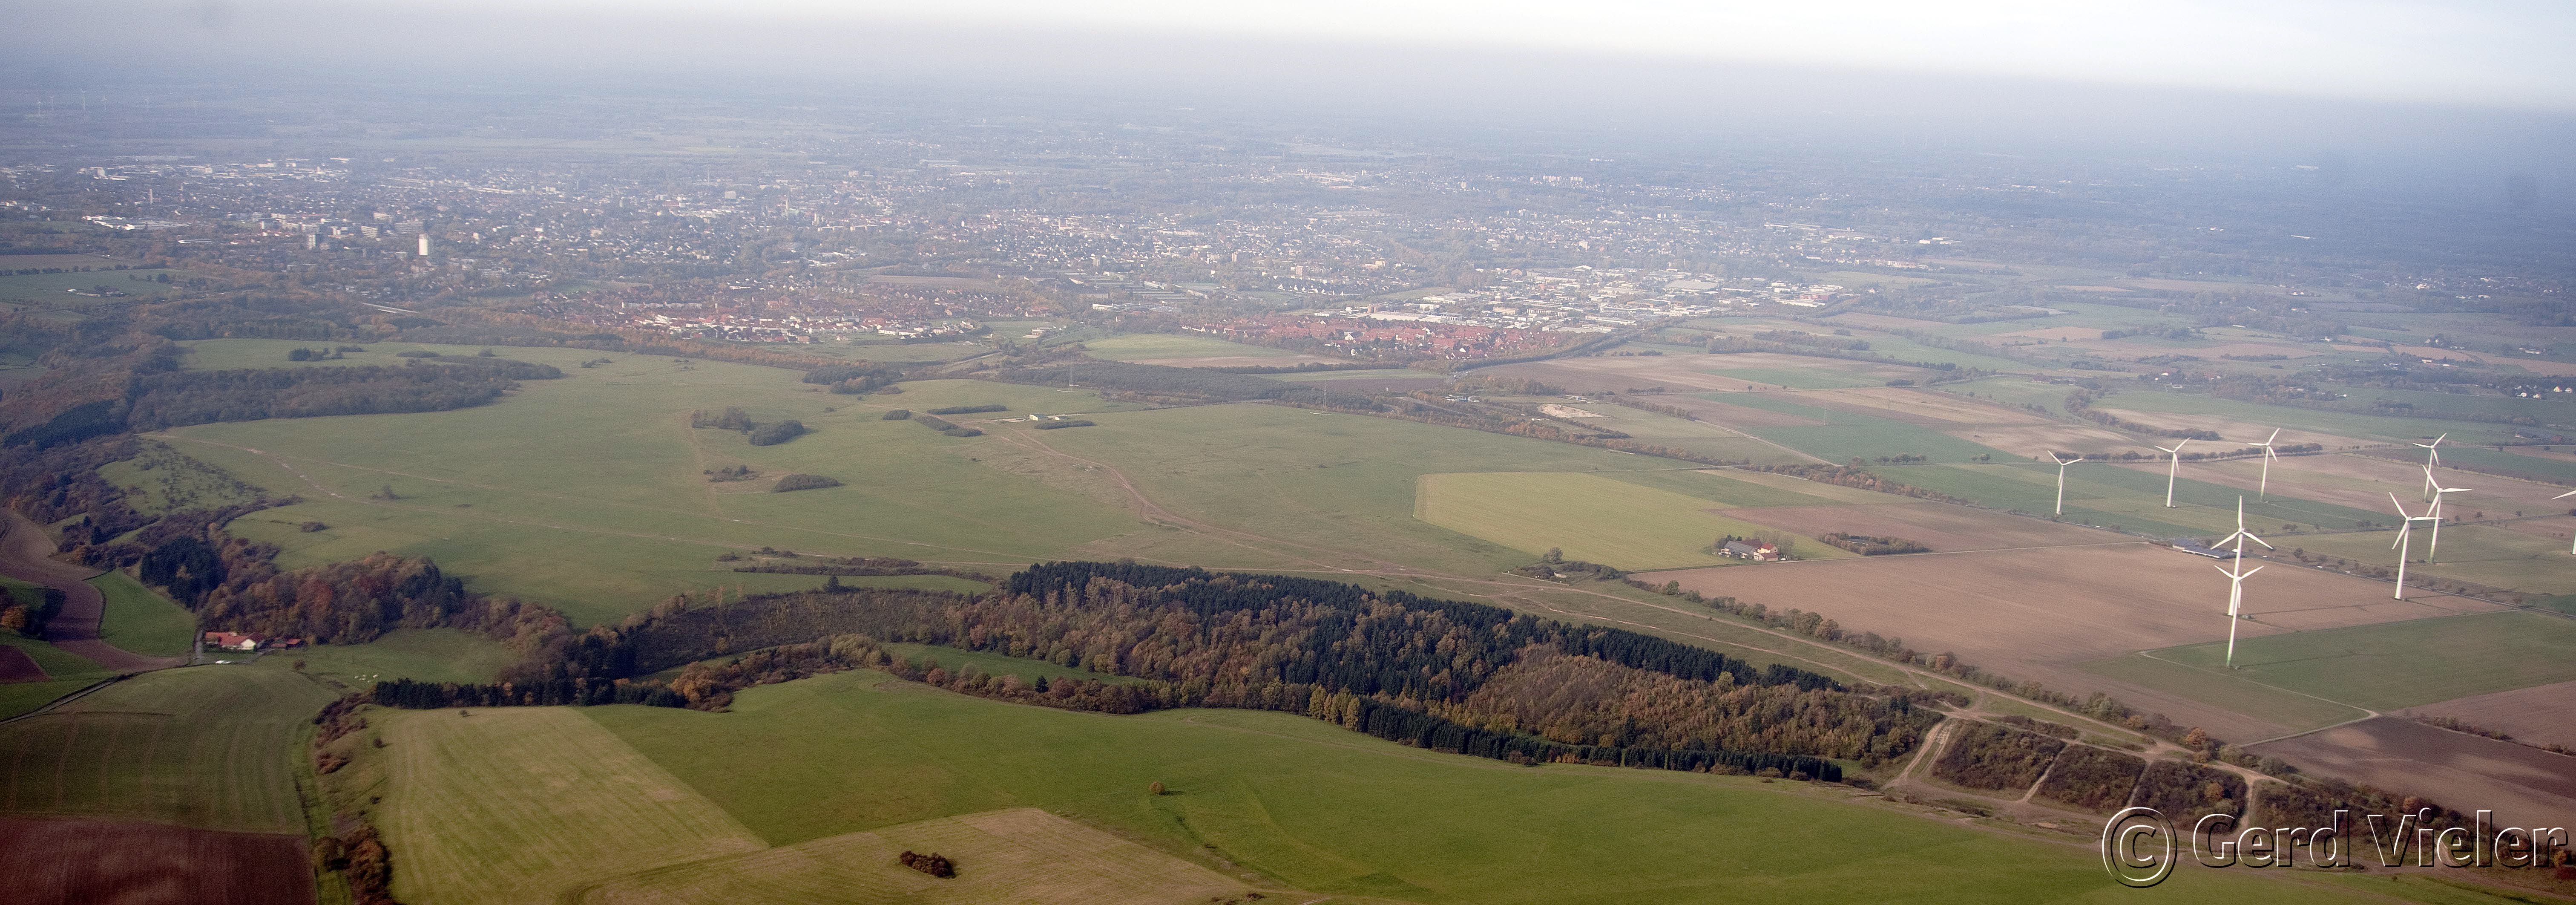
[0,512,184,673]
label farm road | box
[0,512,181,674]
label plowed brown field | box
[0,816,314,905]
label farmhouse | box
[1720,541,1781,562]
[2165,540,2232,560]
[200,631,295,651]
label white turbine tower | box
[2425,468,2471,562]
[2051,452,2084,516]
[2387,493,2438,600]
[2156,438,2191,507]
[2558,489,2576,555]
[2213,498,2270,669]
[2251,428,2282,499]
[2415,433,2447,498]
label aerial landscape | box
[1,2,2573,902]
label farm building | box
[1719,541,1781,562]
[2165,540,2233,559]
[200,631,295,651]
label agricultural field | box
[0,816,315,905]
[1413,471,1854,570]
[2408,678,2576,750]
[284,628,520,692]
[2083,390,2521,446]
[2252,717,2576,831]
[0,266,194,306]
[89,571,196,659]
[569,668,2435,905]
[355,707,768,905]
[1481,352,1931,394]
[0,633,112,719]
[0,662,336,832]
[1075,332,1317,366]
[573,809,1258,905]
[1698,393,2014,464]
[1637,544,2493,738]
[2146,610,2576,712]
[161,341,1153,625]
[2289,523,2576,598]
[1504,399,1809,464]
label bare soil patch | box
[1723,502,2124,552]
[0,816,315,905]
[0,645,46,682]
[2251,717,2576,828]
[2408,680,2576,751]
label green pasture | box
[2149,611,2576,712]
[1077,332,1300,360]
[574,667,2475,905]
[287,628,521,692]
[0,661,335,832]
[1008,402,1675,576]
[89,571,195,658]
[160,342,1151,625]
[1413,472,1852,570]
[2288,524,2576,597]
[95,439,269,516]
[2402,445,2576,486]
[1703,393,2013,464]
[0,268,192,306]
[2078,653,2369,735]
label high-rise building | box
[417,233,432,258]
[305,232,318,251]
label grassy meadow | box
[89,570,196,658]
[1414,471,1855,569]
[1076,333,1301,361]
[2290,523,2576,597]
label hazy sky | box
[569,0,2574,111]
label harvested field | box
[0,816,314,905]
[2251,717,2576,828]
[2167,452,2569,521]
[1718,502,2125,552]
[1634,545,2496,731]
[573,808,1257,905]
[2409,680,2576,751]
[0,646,45,682]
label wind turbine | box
[2425,468,2470,562]
[2557,489,2576,555]
[2051,452,2084,516]
[2251,429,2282,499]
[2415,434,2447,498]
[2387,493,2438,600]
[2156,438,2191,507]
[2212,498,2269,669]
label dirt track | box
[0,513,183,673]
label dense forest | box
[377,562,1967,780]
[124,361,554,431]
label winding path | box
[0,512,184,674]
